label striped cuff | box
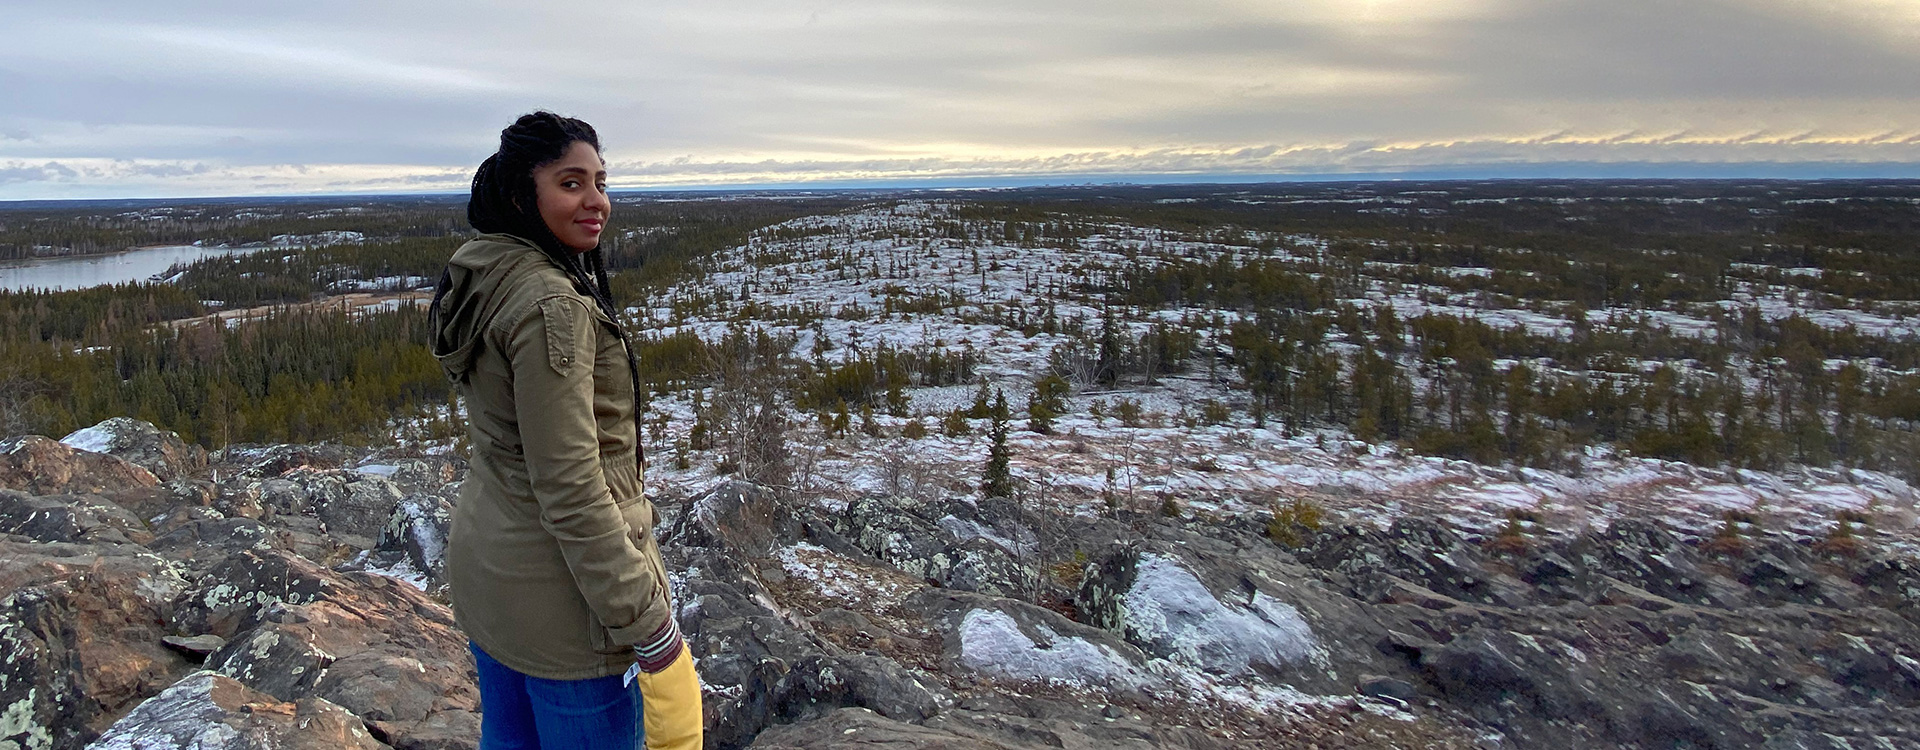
[632,616,684,674]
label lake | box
[0,245,271,293]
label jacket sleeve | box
[504,293,673,648]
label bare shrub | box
[700,326,796,488]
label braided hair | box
[435,111,645,461]
[465,111,624,325]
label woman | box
[429,112,701,750]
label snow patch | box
[957,608,1149,690]
[1124,553,1319,675]
[59,424,118,454]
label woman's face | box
[531,141,609,252]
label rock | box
[243,468,403,551]
[168,551,474,749]
[844,496,951,576]
[83,670,382,750]
[214,443,357,480]
[806,608,908,654]
[92,480,210,534]
[957,606,1149,691]
[148,518,275,571]
[935,538,1032,600]
[216,590,475,750]
[747,707,1004,749]
[255,478,307,517]
[1305,519,1468,599]
[752,703,1224,750]
[0,540,193,749]
[213,482,266,521]
[833,495,1039,597]
[171,549,336,639]
[0,436,157,495]
[0,425,1915,750]
[1576,519,1717,606]
[317,652,457,724]
[1739,550,1841,607]
[922,705,1226,750]
[1358,675,1419,703]
[320,473,406,549]
[679,572,952,750]
[60,417,208,483]
[913,588,1154,695]
[363,494,454,588]
[160,634,227,658]
[672,480,797,557]
[348,456,462,498]
[368,709,482,750]
[1419,628,1542,708]
[0,490,153,545]
[208,623,334,702]
[1076,547,1319,677]
[262,514,348,567]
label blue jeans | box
[471,642,644,750]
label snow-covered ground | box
[608,202,1920,551]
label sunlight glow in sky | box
[4,0,1919,198]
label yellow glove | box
[633,641,702,750]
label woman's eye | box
[562,179,580,189]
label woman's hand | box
[631,633,702,750]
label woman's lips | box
[576,219,603,233]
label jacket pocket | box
[588,611,622,655]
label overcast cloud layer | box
[4,0,1919,198]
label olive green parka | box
[431,233,672,680]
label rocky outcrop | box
[1285,516,1920,748]
[61,417,207,483]
[670,484,958,749]
[0,539,193,747]
[0,490,155,546]
[164,548,479,748]
[834,495,1039,599]
[362,494,454,590]
[747,705,1226,750]
[83,671,382,750]
[1,418,1916,749]
[0,436,157,496]
[0,421,480,750]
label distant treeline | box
[0,197,468,261]
[0,196,845,447]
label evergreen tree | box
[968,380,992,419]
[1025,375,1069,434]
[982,389,1013,497]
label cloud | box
[2,0,1919,198]
[603,135,1920,186]
[0,161,78,185]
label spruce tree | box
[982,389,1013,497]
[1026,375,1069,434]
[968,380,992,419]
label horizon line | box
[6,162,1920,206]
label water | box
[0,245,270,293]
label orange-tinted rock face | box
[0,435,157,496]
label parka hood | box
[430,233,552,383]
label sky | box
[4,0,1920,199]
